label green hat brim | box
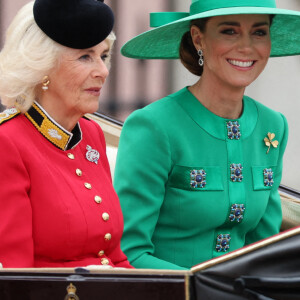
[121,7,300,59]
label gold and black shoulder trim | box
[0,108,21,125]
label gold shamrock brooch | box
[264,133,279,154]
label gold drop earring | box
[42,75,50,91]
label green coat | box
[114,87,288,270]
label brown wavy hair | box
[179,18,209,76]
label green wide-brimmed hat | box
[121,0,300,59]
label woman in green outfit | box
[114,0,300,270]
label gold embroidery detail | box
[42,118,69,148]
[0,108,20,125]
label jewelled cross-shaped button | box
[263,168,274,187]
[190,169,206,188]
[216,234,231,252]
[229,204,245,223]
[230,163,243,182]
[227,121,241,140]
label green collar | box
[25,102,82,151]
[175,87,258,140]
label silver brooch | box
[86,145,100,164]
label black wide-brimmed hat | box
[33,0,114,49]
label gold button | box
[104,233,111,241]
[76,169,82,176]
[98,250,105,257]
[67,153,75,160]
[94,196,102,204]
[101,258,109,265]
[84,183,92,190]
[102,213,109,221]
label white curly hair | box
[0,1,116,113]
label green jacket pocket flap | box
[168,165,224,191]
[252,166,277,190]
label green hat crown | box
[189,0,276,15]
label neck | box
[189,74,245,120]
[36,92,81,132]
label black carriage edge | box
[0,226,300,300]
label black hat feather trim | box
[33,0,114,49]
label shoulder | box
[0,108,25,141]
[80,115,103,133]
[245,96,288,136]
[119,91,183,145]
[79,115,106,143]
[142,87,188,115]
[0,110,24,153]
[125,88,188,125]
[245,96,288,148]
[0,108,21,126]
[245,96,286,124]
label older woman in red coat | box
[0,0,132,269]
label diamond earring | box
[198,49,204,67]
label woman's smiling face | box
[192,14,271,89]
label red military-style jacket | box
[0,102,132,268]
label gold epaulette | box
[0,108,21,125]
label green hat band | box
[190,0,276,15]
[150,0,277,28]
